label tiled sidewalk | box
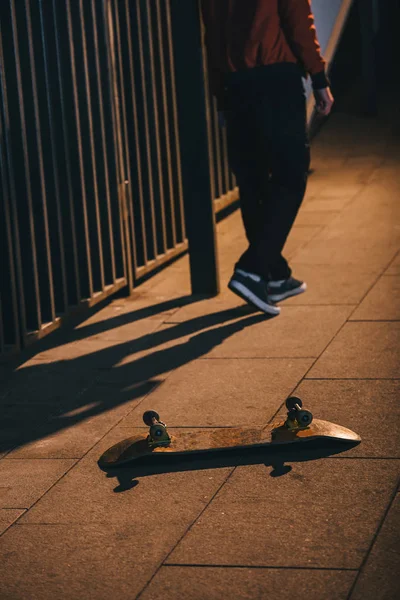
[0,109,399,600]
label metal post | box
[169,0,219,296]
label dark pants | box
[224,63,311,281]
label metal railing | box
[0,0,237,361]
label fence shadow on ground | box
[1,295,272,454]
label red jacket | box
[201,0,328,109]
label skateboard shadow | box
[101,439,360,493]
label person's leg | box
[225,103,271,278]
[224,98,281,315]
[254,73,311,280]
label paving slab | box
[294,231,399,270]
[0,361,100,405]
[291,379,400,458]
[204,306,353,359]
[350,494,400,600]
[350,275,400,321]
[282,225,322,258]
[339,190,400,238]
[0,377,161,457]
[5,411,126,460]
[120,358,313,427]
[344,155,383,169]
[165,294,255,323]
[279,264,380,306]
[0,459,76,508]
[293,209,340,226]
[19,426,232,524]
[0,509,25,535]
[98,313,270,383]
[23,339,127,364]
[368,164,400,189]
[308,322,400,379]
[74,293,185,328]
[139,268,191,298]
[294,183,400,268]
[302,198,354,212]
[167,460,400,569]
[314,183,364,201]
[141,566,356,600]
[0,523,181,600]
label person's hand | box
[314,87,334,116]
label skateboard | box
[98,397,361,468]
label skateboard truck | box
[143,410,171,448]
[284,397,313,431]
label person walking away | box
[201,0,334,315]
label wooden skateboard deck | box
[98,417,361,468]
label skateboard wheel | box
[285,396,302,411]
[296,409,313,426]
[143,410,160,426]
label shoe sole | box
[228,280,280,315]
[268,282,307,303]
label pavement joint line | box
[304,377,400,380]
[162,563,359,572]
[345,477,400,600]
[0,458,79,463]
[0,509,27,537]
[317,456,400,461]
[136,467,237,599]
[349,319,400,322]
[198,356,318,360]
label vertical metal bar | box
[64,0,94,298]
[164,1,186,241]
[0,294,4,356]
[51,0,82,305]
[8,0,42,332]
[211,97,223,199]
[37,0,69,316]
[0,14,24,349]
[0,81,20,354]
[203,70,217,205]
[135,0,158,261]
[25,0,56,323]
[95,0,129,285]
[122,0,149,271]
[170,0,219,295]
[105,0,134,289]
[88,0,117,284]
[154,0,177,249]
[221,128,231,194]
[145,0,168,255]
[77,0,106,291]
